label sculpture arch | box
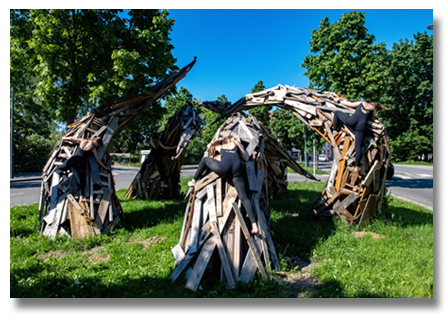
[200,84,391,226]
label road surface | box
[10,163,433,210]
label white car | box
[318,154,328,162]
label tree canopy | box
[302,10,387,101]
[11,9,177,125]
[378,32,433,161]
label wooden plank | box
[43,193,66,239]
[216,178,222,217]
[324,121,342,162]
[245,161,258,191]
[171,244,186,267]
[358,193,381,226]
[170,253,196,282]
[362,160,380,187]
[335,137,351,191]
[67,194,86,216]
[97,116,120,160]
[68,202,94,239]
[186,198,202,255]
[210,221,236,289]
[232,202,268,280]
[218,186,238,232]
[94,188,113,230]
[184,236,217,291]
[88,156,102,186]
[245,137,259,157]
[194,172,219,191]
[334,192,359,214]
[46,171,61,224]
[237,235,263,283]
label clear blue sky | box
[163,9,433,104]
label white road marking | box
[418,174,433,178]
[395,176,411,179]
[11,193,24,196]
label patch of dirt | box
[88,253,110,265]
[275,256,322,298]
[353,231,385,240]
[36,251,70,260]
[130,235,167,250]
[36,246,106,261]
[83,246,105,254]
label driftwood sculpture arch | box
[38,58,197,239]
[170,112,316,290]
[171,85,390,290]
[199,84,391,226]
[125,105,202,200]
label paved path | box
[387,164,433,210]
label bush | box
[14,133,55,173]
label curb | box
[10,176,42,183]
[389,193,433,211]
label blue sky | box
[164,9,433,103]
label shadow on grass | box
[269,185,336,259]
[118,201,187,232]
[10,267,282,299]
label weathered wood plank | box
[216,178,222,217]
[94,188,113,230]
[232,202,268,280]
[210,221,235,289]
[184,236,216,291]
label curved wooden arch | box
[199,84,391,226]
[38,58,197,239]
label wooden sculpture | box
[38,58,197,239]
[199,84,391,226]
[125,105,201,200]
[170,112,317,291]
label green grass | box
[288,163,329,175]
[10,179,433,298]
[394,160,433,166]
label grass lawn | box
[394,160,433,166]
[10,179,433,298]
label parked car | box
[387,162,394,180]
[318,154,328,162]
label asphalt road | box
[386,164,433,210]
[10,163,433,210]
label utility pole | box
[313,139,316,176]
[11,87,14,179]
[304,123,307,182]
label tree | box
[248,80,271,126]
[302,10,387,101]
[269,108,324,153]
[10,9,177,125]
[379,32,433,161]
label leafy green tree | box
[269,108,324,153]
[10,9,177,125]
[379,32,433,161]
[302,10,387,101]
[248,80,271,126]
